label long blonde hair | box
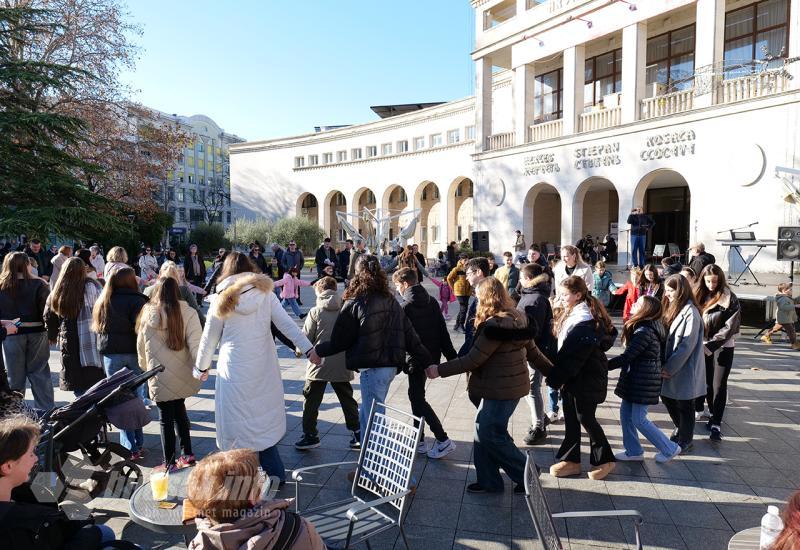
[474,277,523,327]
[137,277,185,351]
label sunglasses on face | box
[145,249,151,252]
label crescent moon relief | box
[495,178,506,206]
[741,144,767,187]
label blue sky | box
[120,0,475,142]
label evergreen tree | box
[0,6,129,240]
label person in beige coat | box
[294,277,360,451]
[137,277,203,469]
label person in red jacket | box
[613,268,642,321]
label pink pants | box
[440,300,449,316]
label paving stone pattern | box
[34,280,799,549]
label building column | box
[562,45,586,135]
[621,22,647,124]
[616,193,634,268]
[789,0,800,83]
[694,0,725,108]
[475,56,493,152]
[513,63,536,145]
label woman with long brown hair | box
[660,274,705,453]
[92,267,148,458]
[426,277,551,493]
[547,275,618,481]
[609,295,681,463]
[44,257,104,397]
[639,264,663,300]
[196,252,318,483]
[315,254,432,445]
[694,264,741,441]
[144,261,204,323]
[0,252,53,410]
[137,277,202,469]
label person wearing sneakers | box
[516,263,556,446]
[137,277,203,470]
[547,275,618,481]
[426,277,552,494]
[761,282,799,350]
[694,264,741,441]
[609,296,681,464]
[295,277,361,452]
[393,268,458,459]
[660,274,706,454]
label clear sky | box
[120,0,475,142]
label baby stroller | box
[31,366,164,502]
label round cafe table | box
[128,467,197,545]
[728,527,760,550]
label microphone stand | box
[716,221,759,236]
[618,228,631,272]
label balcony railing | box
[640,89,695,120]
[486,132,515,151]
[579,106,622,132]
[529,119,563,142]
[714,71,789,105]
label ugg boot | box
[549,461,581,477]
[588,462,616,481]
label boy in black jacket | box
[516,263,556,445]
[393,268,458,459]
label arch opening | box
[633,170,691,257]
[523,183,562,254]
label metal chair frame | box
[292,400,422,550]
[523,452,644,550]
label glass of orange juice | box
[150,466,169,501]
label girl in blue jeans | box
[92,267,149,459]
[609,295,681,463]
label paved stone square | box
[32,281,800,549]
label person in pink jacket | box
[274,266,312,318]
[430,277,456,319]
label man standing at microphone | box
[627,206,655,268]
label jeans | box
[2,331,54,411]
[558,390,615,466]
[661,396,695,448]
[302,380,360,435]
[282,297,302,317]
[548,388,560,414]
[407,367,447,441]
[358,367,396,442]
[631,234,647,268]
[698,347,735,426]
[455,296,470,329]
[156,399,192,465]
[259,446,286,482]
[526,366,544,429]
[103,354,145,452]
[473,398,525,490]
[619,400,680,457]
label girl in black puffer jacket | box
[609,295,682,463]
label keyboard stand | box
[728,244,766,286]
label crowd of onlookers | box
[1,231,799,549]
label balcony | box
[580,106,622,132]
[529,119,563,142]
[640,89,695,120]
[486,132,516,151]
[714,70,789,105]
